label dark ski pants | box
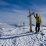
[35,23,40,32]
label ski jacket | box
[34,14,42,24]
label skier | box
[33,13,42,33]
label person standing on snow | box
[33,12,42,33]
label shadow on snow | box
[0,31,34,40]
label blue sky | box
[0,0,46,25]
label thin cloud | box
[0,1,9,5]
[13,9,28,16]
[0,9,29,24]
[0,0,46,25]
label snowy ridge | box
[0,23,15,28]
[0,23,46,46]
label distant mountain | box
[32,24,35,26]
[42,25,46,27]
[9,23,35,27]
[10,24,23,27]
[0,23,15,28]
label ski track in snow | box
[0,24,46,46]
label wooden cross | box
[27,9,34,32]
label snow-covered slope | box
[0,23,15,28]
[0,23,46,46]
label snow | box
[0,23,46,46]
